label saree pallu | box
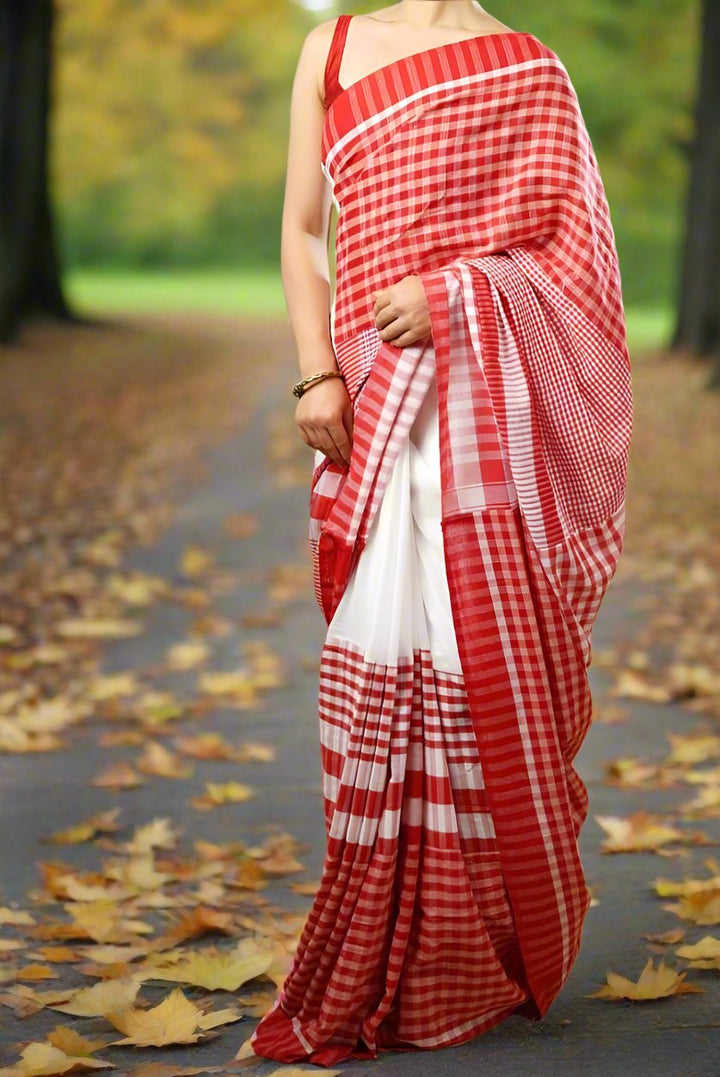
[251,29,633,1067]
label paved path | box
[1,348,718,1077]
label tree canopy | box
[53,0,699,303]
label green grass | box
[625,305,674,355]
[66,269,286,316]
[66,269,672,353]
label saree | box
[250,27,633,1067]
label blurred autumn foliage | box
[52,0,700,305]
[54,0,311,267]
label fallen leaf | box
[49,977,141,1016]
[191,782,254,810]
[0,907,36,926]
[166,641,210,671]
[584,956,702,1000]
[87,674,139,701]
[46,811,122,845]
[91,762,144,790]
[197,672,257,707]
[663,889,720,925]
[124,819,180,855]
[611,669,672,704]
[105,987,241,1046]
[235,990,277,1017]
[666,733,720,766]
[146,937,281,991]
[137,741,193,780]
[595,812,686,853]
[45,1030,107,1059]
[16,965,58,981]
[0,1041,112,1077]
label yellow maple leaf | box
[676,934,720,961]
[87,673,139,701]
[585,956,702,1001]
[611,669,671,704]
[663,889,720,925]
[666,733,720,766]
[124,819,180,855]
[63,902,137,944]
[0,721,62,753]
[45,1029,107,1058]
[107,854,172,893]
[652,871,720,897]
[197,671,257,706]
[48,810,122,845]
[16,966,58,981]
[49,977,141,1016]
[105,987,240,1047]
[107,573,166,607]
[173,732,243,761]
[16,699,88,734]
[137,741,193,779]
[147,937,280,991]
[235,990,277,1017]
[594,812,685,853]
[190,781,254,809]
[0,1041,112,1077]
[0,907,36,926]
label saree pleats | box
[252,378,530,1064]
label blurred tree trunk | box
[671,0,720,386]
[0,0,71,343]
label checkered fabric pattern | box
[251,26,632,1067]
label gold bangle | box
[292,369,344,398]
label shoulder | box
[296,17,343,102]
[302,15,343,57]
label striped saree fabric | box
[250,27,633,1067]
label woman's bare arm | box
[282,21,353,468]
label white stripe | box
[324,57,567,173]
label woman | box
[250,0,633,1066]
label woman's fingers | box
[306,423,346,467]
[374,304,396,330]
[326,421,352,466]
[342,401,354,442]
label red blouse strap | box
[323,14,353,109]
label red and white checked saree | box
[251,27,632,1067]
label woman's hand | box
[372,274,431,348]
[295,375,354,468]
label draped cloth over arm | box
[251,29,632,1066]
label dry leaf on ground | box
[49,977,141,1016]
[145,937,282,991]
[190,782,254,810]
[0,1041,112,1077]
[663,889,720,925]
[595,812,686,853]
[585,957,702,1001]
[105,987,241,1047]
